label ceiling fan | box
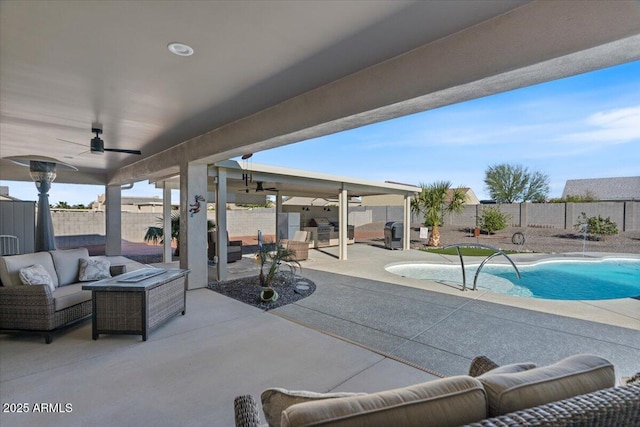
[239,181,277,193]
[57,128,142,156]
[89,128,141,155]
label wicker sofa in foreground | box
[234,354,640,427]
[0,248,141,343]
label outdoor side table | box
[82,268,189,341]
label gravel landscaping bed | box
[208,273,316,311]
[357,223,640,254]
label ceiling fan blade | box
[56,138,87,147]
[103,148,142,155]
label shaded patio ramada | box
[2,2,640,426]
[2,245,638,426]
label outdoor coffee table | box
[82,268,189,341]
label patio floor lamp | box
[5,156,78,252]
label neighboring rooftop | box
[562,176,640,201]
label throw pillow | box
[19,264,55,292]
[78,258,112,282]
[261,388,365,427]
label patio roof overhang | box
[2,2,639,187]
[153,160,420,200]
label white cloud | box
[560,105,640,144]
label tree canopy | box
[484,163,549,203]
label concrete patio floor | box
[1,244,638,427]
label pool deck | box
[270,244,639,378]
[294,246,640,330]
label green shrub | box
[574,212,618,241]
[477,206,510,234]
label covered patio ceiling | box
[2,1,639,186]
[156,160,419,200]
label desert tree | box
[484,163,549,203]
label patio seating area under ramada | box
[1,244,638,426]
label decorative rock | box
[295,284,310,293]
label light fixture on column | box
[5,155,77,251]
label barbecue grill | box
[309,217,331,247]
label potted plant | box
[255,243,301,302]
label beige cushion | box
[478,354,614,416]
[292,231,308,242]
[53,283,92,311]
[262,388,365,427]
[50,248,89,286]
[280,376,487,427]
[78,258,111,281]
[485,362,536,375]
[228,245,242,254]
[0,252,59,288]
[19,264,56,292]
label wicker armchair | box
[281,231,310,261]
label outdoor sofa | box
[0,248,141,343]
[234,354,640,427]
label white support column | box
[180,161,208,290]
[275,192,283,244]
[403,194,411,250]
[215,168,228,282]
[162,183,172,263]
[105,184,121,256]
[339,187,348,260]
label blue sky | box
[3,61,639,205]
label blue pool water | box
[385,259,640,300]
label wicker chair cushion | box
[478,354,615,417]
[50,248,89,286]
[78,258,111,281]
[19,264,55,291]
[0,251,59,287]
[280,376,487,427]
[261,388,364,427]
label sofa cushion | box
[484,362,537,375]
[53,283,92,311]
[19,264,56,292]
[280,376,487,427]
[50,248,89,286]
[78,258,111,281]
[0,252,59,288]
[262,388,365,427]
[478,354,614,417]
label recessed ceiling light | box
[168,42,194,57]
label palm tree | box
[144,210,215,255]
[413,181,466,247]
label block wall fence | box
[24,201,640,247]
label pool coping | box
[385,252,640,303]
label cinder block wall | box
[49,201,640,247]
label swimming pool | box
[385,258,640,300]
